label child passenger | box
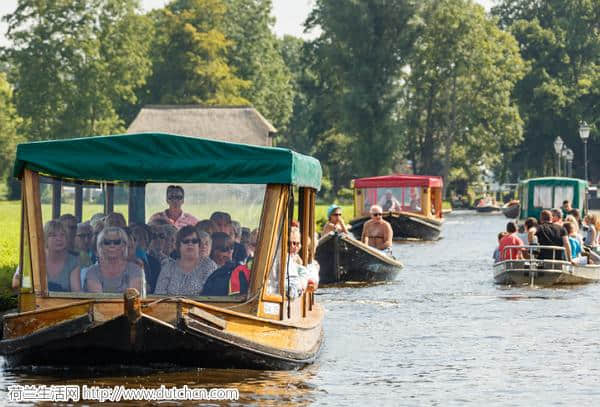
[493,232,508,263]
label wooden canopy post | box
[51,179,61,219]
[128,182,146,225]
[299,187,310,266]
[74,184,83,222]
[23,169,47,297]
[421,187,431,216]
[105,184,114,215]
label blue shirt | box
[568,236,582,258]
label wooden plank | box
[23,170,47,296]
[3,302,92,339]
[189,307,228,330]
[300,188,310,265]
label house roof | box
[127,105,277,146]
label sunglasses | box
[218,246,234,252]
[102,239,122,246]
[372,213,383,217]
[181,238,200,245]
[290,241,301,246]
[331,213,342,217]
[167,195,184,200]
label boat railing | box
[497,245,569,270]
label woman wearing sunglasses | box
[154,225,218,296]
[361,205,393,255]
[83,226,144,293]
[322,204,349,235]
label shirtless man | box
[361,205,393,252]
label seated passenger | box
[361,205,393,255]
[564,222,586,264]
[499,221,524,260]
[196,219,218,235]
[201,233,239,296]
[130,223,161,293]
[154,226,217,296]
[104,212,127,228]
[285,227,308,298]
[210,211,232,234]
[44,220,81,292]
[229,220,248,264]
[322,204,349,235]
[492,232,508,263]
[149,185,198,229]
[378,190,401,212]
[74,222,94,268]
[83,226,144,293]
[123,227,157,295]
[58,214,78,253]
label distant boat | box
[348,174,444,241]
[315,232,402,284]
[475,202,501,213]
[501,201,520,218]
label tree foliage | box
[401,0,525,191]
[142,0,249,106]
[306,0,420,177]
[492,0,600,179]
[2,0,154,140]
[223,0,294,131]
[0,73,23,179]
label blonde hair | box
[96,226,129,259]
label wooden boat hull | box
[502,204,520,218]
[315,233,402,284]
[0,300,324,370]
[493,260,600,286]
[475,205,501,213]
[349,212,442,241]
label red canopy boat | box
[349,174,444,241]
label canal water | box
[2,211,600,405]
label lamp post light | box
[553,136,564,176]
[579,121,591,181]
[565,148,574,177]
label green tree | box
[2,0,154,140]
[401,0,525,193]
[0,73,23,179]
[492,0,600,179]
[143,0,249,106]
[306,0,420,177]
[223,0,294,131]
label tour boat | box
[493,245,600,286]
[501,201,520,218]
[516,177,588,220]
[348,175,444,241]
[0,132,324,370]
[315,232,402,284]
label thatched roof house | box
[127,105,277,146]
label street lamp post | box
[553,136,564,176]
[565,148,574,177]
[579,122,591,181]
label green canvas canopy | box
[518,177,588,220]
[13,132,322,190]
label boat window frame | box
[27,170,273,303]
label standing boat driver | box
[149,185,198,229]
[378,190,402,212]
[361,205,393,255]
[322,204,349,235]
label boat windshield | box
[360,187,422,215]
[38,176,266,300]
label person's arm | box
[85,270,103,293]
[562,235,572,262]
[322,223,334,235]
[11,267,20,291]
[361,222,369,244]
[69,266,81,292]
[153,263,171,295]
[382,223,393,249]
[339,218,349,233]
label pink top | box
[499,233,524,260]
[149,209,198,229]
